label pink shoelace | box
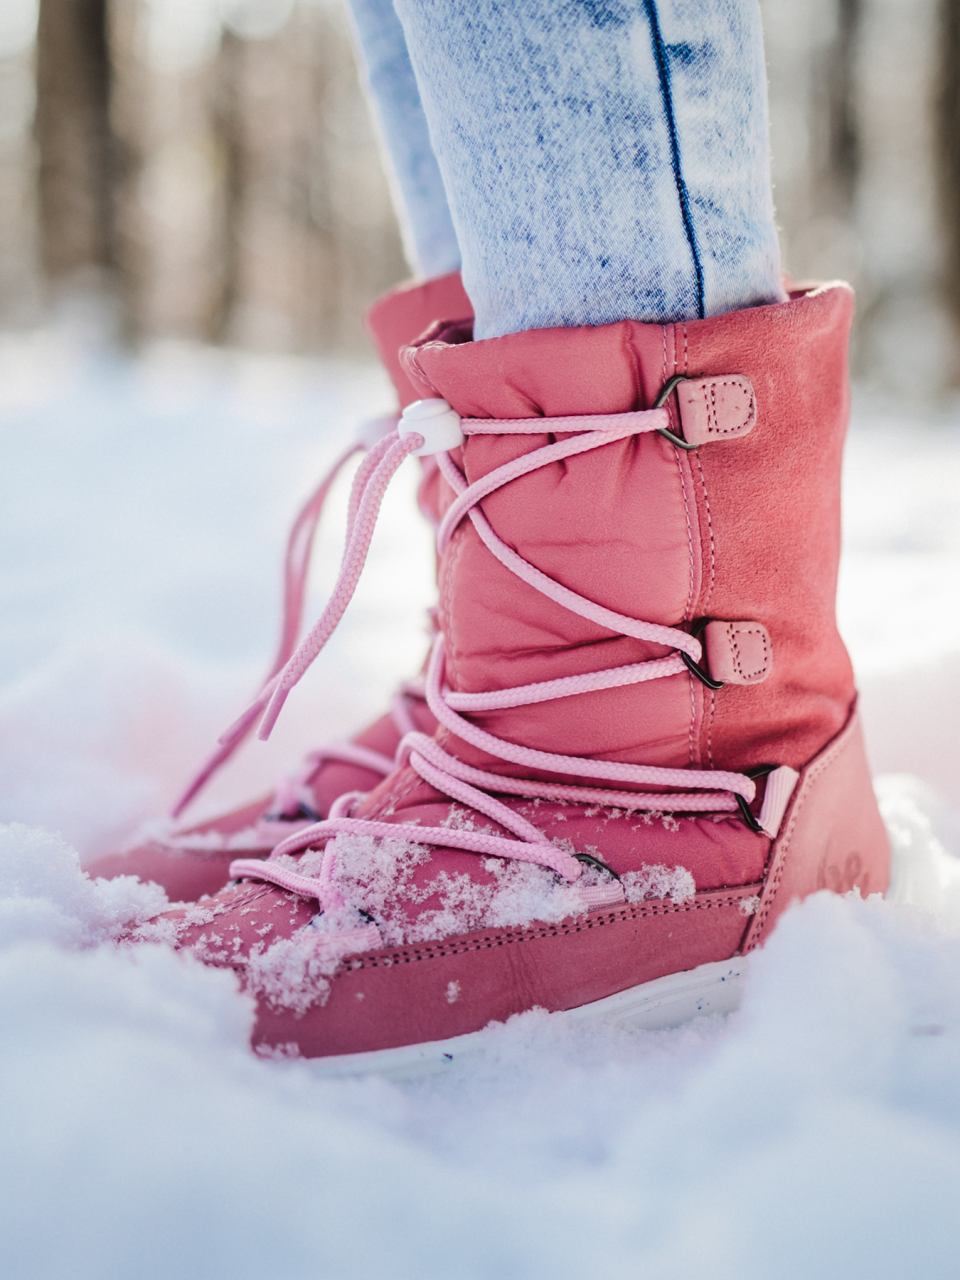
[227,401,757,907]
[173,416,401,820]
[265,680,424,823]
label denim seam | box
[642,0,705,319]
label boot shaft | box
[402,283,856,777]
[365,271,473,409]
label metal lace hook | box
[735,764,779,834]
[574,851,622,881]
[654,374,697,450]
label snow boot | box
[139,282,890,1067]
[86,272,472,902]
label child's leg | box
[389,0,785,337]
[346,0,461,278]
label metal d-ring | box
[680,647,725,691]
[653,374,697,450]
[679,620,725,691]
[735,764,779,834]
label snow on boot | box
[138,282,889,1068]
[86,273,472,903]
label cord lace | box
[228,403,756,904]
[172,418,400,819]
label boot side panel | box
[742,704,891,951]
[684,284,857,770]
[365,272,473,408]
[252,885,759,1058]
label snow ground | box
[1,317,960,1278]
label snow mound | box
[880,774,960,928]
[2,341,960,1276]
[0,823,167,949]
[6,848,960,1278]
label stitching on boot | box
[661,323,667,391]
[687,668,698,766]
[443,520,468,690]
[692,450,716,612]
[344,887,762,970]
[700,378,755,437]
[727,624,770,681]
[450,521,469,688]
[386,765,429,816]
[706,686,715,769]
[672,327,698,765]
[728,624,744,677]
[367,765,419,819]
[692,445,715,765]
[662,323,680,436]
[676,453,697,623]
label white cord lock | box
[399,398,464,456]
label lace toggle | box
[399,398,465,456]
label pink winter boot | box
[86,272,472,902]
[138,282,889,1067]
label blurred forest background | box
[2,0,960,391]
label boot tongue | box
[365,274,473,408]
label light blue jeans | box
[346,0,784,339]
[346,0,462,279]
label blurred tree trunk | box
[761,0,864,278]
[826,0,861,209]
[212,2,407,353]
[213,30,245,343]
[108,0,228,343]
[33,0,404,349]
[764,0,951,393]
[938,0,960,339]
[212,12,344,350]
[34,0,114,279]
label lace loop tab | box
[703,620,772,685]
[654,374,757,450]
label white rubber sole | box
[305,955,749,1081]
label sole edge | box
[301,954,748,1081]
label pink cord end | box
[256,685,289,741]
